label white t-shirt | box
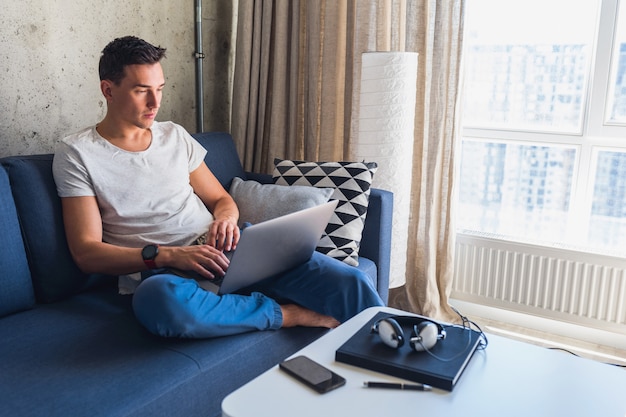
[53,121,215,292]
[53,121,214,247]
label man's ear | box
[100,79,114,101]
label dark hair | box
[98,36,167,84]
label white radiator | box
[452,235,626,335]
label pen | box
[363,381,432,391]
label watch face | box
[142,244,159,260]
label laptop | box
[184,200,338,295]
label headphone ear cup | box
[409,322,439,352]
[376,318,405,349]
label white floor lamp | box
[352,51,418,288]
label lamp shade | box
[352,51,418,288]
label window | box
[458,0,626,257]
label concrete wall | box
[0,0,235,157]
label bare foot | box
[280,304,340,329]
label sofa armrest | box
[243,171,392,303]
[359,188,392,303]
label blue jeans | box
[132,252,384,338]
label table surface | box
[222,306,626,417]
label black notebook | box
[335,312,484,391]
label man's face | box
[103,63,165,129]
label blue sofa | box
[0,132,392,417]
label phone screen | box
[279,355,346,394]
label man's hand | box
[160,244,231,280]
[207,216,240,252]
[188,162,240,252]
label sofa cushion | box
[273,158,378,266]
[0,287,202,417]
[228,177,334,227]
[192,132,247,189]
[0,168,35,317]
[0,155,88,303]
[0,284,326,417]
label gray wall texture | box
[0,0,235,156]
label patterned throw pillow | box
[273,158,378,266]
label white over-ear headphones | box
[371,315,447,352]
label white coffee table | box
[222,306,626,417]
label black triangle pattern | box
[273,158,378,266]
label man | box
[52,36,383,338]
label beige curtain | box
[231,0,465,323]
[232,0,354,171]
[401,1,464,323]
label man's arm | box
[189,162,240,251]
[61,196,145,275]
[61,195,230,278]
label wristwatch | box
[141,244,160,269]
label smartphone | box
[279,355,346,394]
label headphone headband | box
[384,315,445,333]
[371,315,446,335]
[371,315,447,352]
